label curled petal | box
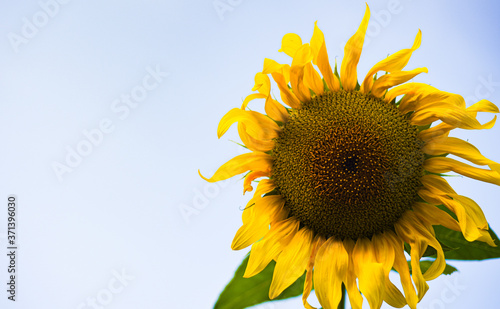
[372,234,406,308]
[371,67,428,98]
[410,105,496,129]
[385,82,437,104]
[279,33,303,57]
[412,202,461,232]
[384,231,418,309]
[423,137,500,173]
[246,73,289,123]
[418,190,495,246]
[241,93,266,110]
[419,99,498,141]
[424,157,500,186]
[252,73,271,95]
[362,30,422,93]
[243,170,270,194]
[237,123,275,152]
[218,108,280,140]
[199,152,272,183]
[467,99,499,113]
[395,212,446,300]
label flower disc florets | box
[272,90,425,239]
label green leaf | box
[214,255,304,309]
[407,260,458,275]
[434,225,500,260]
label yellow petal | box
[199,152,272,183]
[423,137,500,173]
[232,195,287,250]
[237,123,275,152]
[418,122,454,142]
[424,157,500,186]
[372,234,406,308]
[384,82,436,104]
[340,4,370,91]
[343,238,363,309]
[269,228,314,299]
[395,212,446,282]
[262,58,285,75]
[371,67,428,98]
[410,105,495,129]
[272,71,301,109]
[262,59,300,108]
[361,30,422,93]
[252,72,271,95]
[385,231,418,309]
[467,99,499,113]
[420,174,457,195]
[412,202,461,232]
[352,238,385,309]
[304,63,324,95]
[242,179,276,224]
[418,98,498,141]
[290,45,313,102]
[394,216,428,301]
[399,90,452,114]
[314,237,349,309]
[302,235,325,309]
[218,108,280,140]
[231,215,270,251]
[418,189,494,245]
[244,218,299,278]
[279,33,303,57]
[449,194,489,230]
[264,97,289,123]
[243,170,270,194]
[310,22,340,92]
[241,93,266,110]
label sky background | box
[1,0,500,308]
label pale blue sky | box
[1,1,500,308]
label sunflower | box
[200,5,499,309]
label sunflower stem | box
[338,283,346,309]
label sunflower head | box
[201,5,499,309]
